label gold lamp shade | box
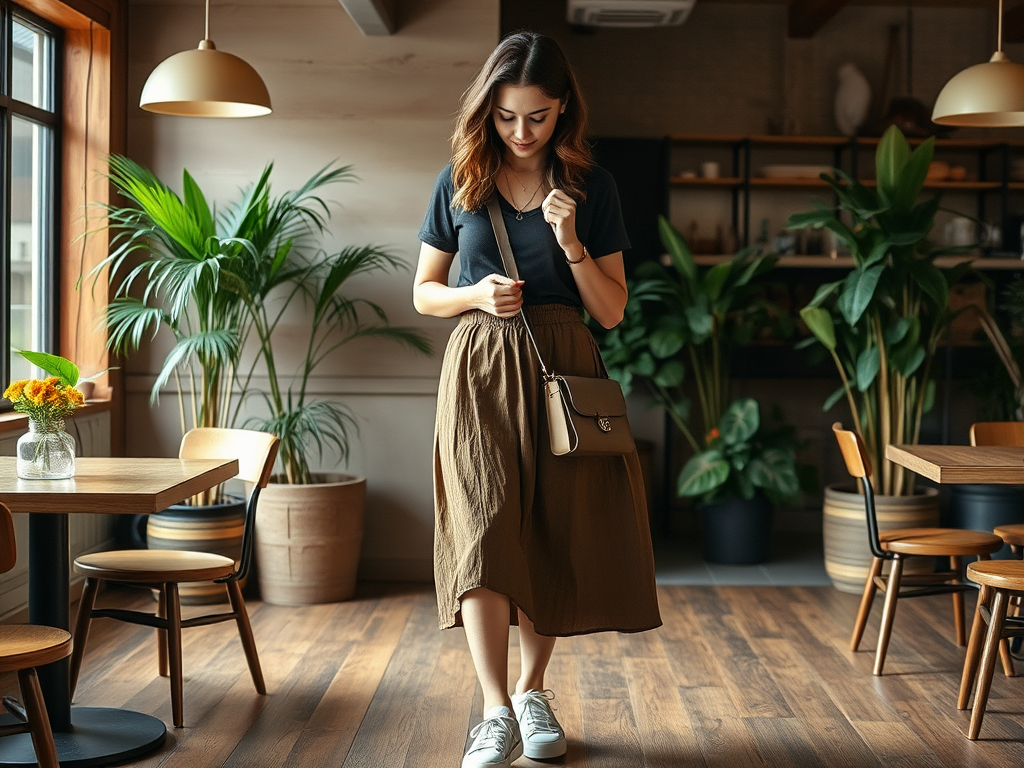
[932,0,1024,127]
[933,51,1024,127]
[140,40,272,118]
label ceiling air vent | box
[567,0,695,28]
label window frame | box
[0,0,61,404]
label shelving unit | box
[668,134,1024,263]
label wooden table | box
[0,456,238,768]
[886,444,1024,484]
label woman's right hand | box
[474,274,525,317]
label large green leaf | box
[16,350,79,387]
[837,265,883,327]
[892,136,935,212]
[908,258,949,310]
[876,125,911,205]
[652,359,685,387]
[787,208,836,230]
[649,327,686,359]
[658,215,697,286]
[855,347,880,392]
[806,280,842,309]
[719,398,759,445]
[749,448,799,496]
[703,262,732,303]
[800,307,836,351]
[677,450,730,497]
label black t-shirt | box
[418,164,631,307]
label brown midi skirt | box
[433,304,662,636]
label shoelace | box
[519,690,561,735]
[468,713,519,755]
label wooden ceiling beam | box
[788,0,848,38]
[338,0,397,36]
[1004,3,1024,43]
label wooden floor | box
[4,582,1024,767]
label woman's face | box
[491,84,564,163]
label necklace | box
[503,166,541,221]
[505,163,534,192]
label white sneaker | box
[510,689,567,759]
[462,705,523,767]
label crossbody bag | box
[485,198,635,457]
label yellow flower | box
[3,380,27,401]
[24,380,46,405]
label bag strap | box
[485,198,552,379]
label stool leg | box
[851,556,883,652]
[959,584,991,709]
[968,589,1010,740]
[226,580,265,695]
[951,555,966,646]
[874,554,904,676]
[165,583,184,728]
[18,668,58,768]
[157,587,168,678]
[69,577,100,699]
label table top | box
[886,444,1024,484]
[0,456,239,514]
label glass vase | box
[17,418,76,480]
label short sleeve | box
[584,167,631,259]
[418,165,459,254]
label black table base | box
[0,707,166,767]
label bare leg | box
[461,588,513,712]
[515,609,556,694]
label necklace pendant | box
[516,211,524,221]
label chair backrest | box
[179,428,279,487]
[179,428,280,581]
[832,423,886,559]
[0,503,15,574]
[970,421,1024,447]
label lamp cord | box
[205,0,211,41]
[999,0,1004,53]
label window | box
[1,3,59,391]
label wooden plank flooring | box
[4,583,1024,767]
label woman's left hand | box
[542,189,579,253]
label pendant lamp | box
[932,0,1024,126]
[140,0,271,118]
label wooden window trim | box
[11,0,126,453]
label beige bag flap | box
[556,375,628,418]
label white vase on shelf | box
[834,63,871,137]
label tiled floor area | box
[653,530,831,586]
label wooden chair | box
[0,502,72,768]
[958,560,1024,739]
[833,423,1003,675]
[69,428,280,728]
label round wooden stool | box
[994,524,1024,556]
[959,560,1024,740]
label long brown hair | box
[450,32,592,213]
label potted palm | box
[786,125,972,591]
[97,157,430,604]
[594,218,810,563]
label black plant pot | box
[700,494,774,565]
[946,485,1024,559]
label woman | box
[413,32,661,768]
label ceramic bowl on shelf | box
[759,164,832,179]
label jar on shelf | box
[17,418,76,480]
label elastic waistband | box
[459,304,585,328]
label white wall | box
[126,0,500,580]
